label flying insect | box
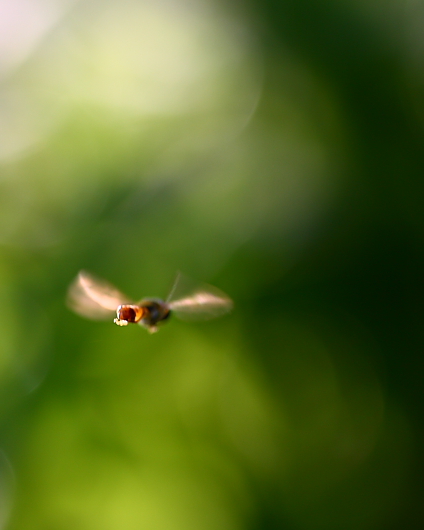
[67,271,233,333]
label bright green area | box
[0,1,422,529]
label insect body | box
[114,299,171,329]
[67,271,232,333]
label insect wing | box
[168,273,233,321]
[67,271,131,320]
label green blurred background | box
[0,0,423,528]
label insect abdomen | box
[139,299,171,326]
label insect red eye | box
[117,306,137,323]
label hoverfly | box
[67,271,233,333]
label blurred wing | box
[168,273,233,321]
[67,271,131,320]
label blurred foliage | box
[0,0,423,529]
